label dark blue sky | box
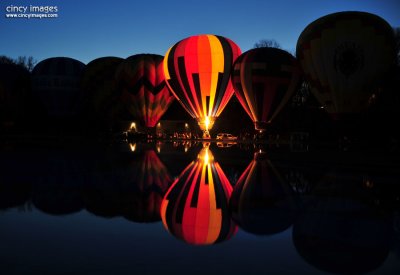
[1,0,399,64]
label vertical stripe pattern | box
[161,147,237,245]
[163,35,241,129]
[232,48,301,131]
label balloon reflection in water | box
[230,152,298,235]
[161,145,236,245]
[123,149,172,222]
[85,149,172,223]
[293,170,391,274]
[32,153,85,216]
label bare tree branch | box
[253,39,281,49]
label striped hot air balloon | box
[296,11,396,120]
[116,54,174,128]
[163,34,241,136]
[231,47,302,132]
[160,145,237,245]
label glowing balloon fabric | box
[232,48,302,131]
[161,146,236,245]
[163,35,241,131]
[116,54,174,128]
[296,11,396,118]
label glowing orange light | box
[129,143,136,152]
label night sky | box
[1,0,399,64]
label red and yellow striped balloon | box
[163,35,241,131]
[160,146,236,245]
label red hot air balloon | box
[231,47,302,132]
[160,145,237,245]
[163,34,241,137]
[116,54,174,128]
[296,11,396,120]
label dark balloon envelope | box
[32,57,85,117]
[80,56,124,125]
[163,34,241,133]
[232,47,302,131]
[161,146,237,245]
[296,11,396,119]
[230,152,298,235]
[116,54,174,128]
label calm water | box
[1,140,399,275]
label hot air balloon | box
[232,48,302,132]
[163,34,241,137]
[229,152,298,235]
[161,145,237,245]
[80,56,124,128]
[116,54,174,128]
[32,57,85,117]
[296,11,396,120]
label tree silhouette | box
[0,56,15,65]
[253,39,281,49]
[0,55,37,72]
